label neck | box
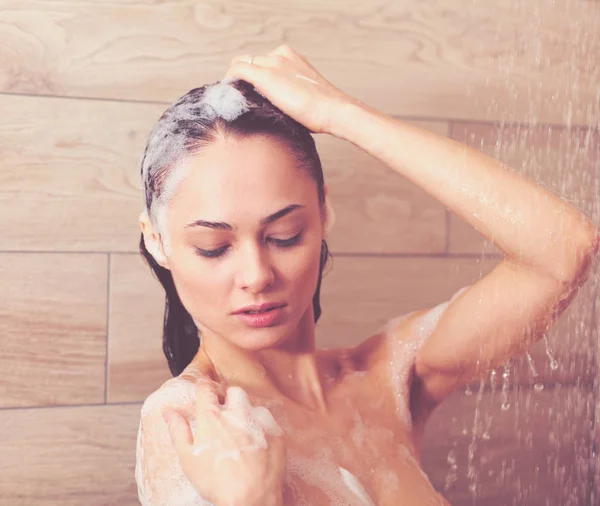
[194,305,330,412]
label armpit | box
[383,285,472,429]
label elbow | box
[561,223,600,287]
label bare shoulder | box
[136,360,215,506]
[140,359,217,424]
[347,310,429,373]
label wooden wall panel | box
[1,0,597,504]
[0,404,140,506]
[108,253,171,403]
[0,95,162,252]
[0,253,107,408]
[1,1,598,125]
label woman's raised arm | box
[328,97,599,412]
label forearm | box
[329,100,600,282]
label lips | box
[233,302,286,315]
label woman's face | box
[160,133,325,351]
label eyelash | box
[194,233,302,259]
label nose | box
[237,242,275,293]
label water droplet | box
[501,402,510,411]
[482,431,491,440]
[534,383,544,392]
[526,352,538,377]
[543,335,558,370]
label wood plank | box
[108,253,593,403]
[1,0,598,125]
[0,94,163,251]
[448,122,599,255]
[0,93,448,254]
[108,253,172,403]
[0,403,140,506]
[421,385,594,505]
[316,120,448,254]
[0,253,107,408]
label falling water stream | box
[424,0,600,504]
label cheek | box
[284,242,323,297]
[169,256,223,313]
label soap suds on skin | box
[338,466,376,506]
[137,378,378,506]
[385,285,472,427]
[285,448,376,506]
[138,281,474,504]
[191,386,284,469]
[136,378,216,505]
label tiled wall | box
[1,1,598,504]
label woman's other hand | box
[162,378,286,506]
[223,44,359,135]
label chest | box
[260,375,431,506]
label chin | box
[237,328,290,350]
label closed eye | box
[194,232,302,259]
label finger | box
[246,54,285,69]
[223,385,253,414]
[163,408,193,456]
[269,44,295,59]
[223,61,270,94]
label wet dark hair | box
[139,79,332,377]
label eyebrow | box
[184,204,306,231]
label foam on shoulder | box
[385,285,472,427]
[136,377,214,505]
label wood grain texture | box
[0,253,107,408]
[1,0,599,125]
[0,403,140,506]
[422,385,595,506]
[1,1,597,504]
[0,94,162,252]
[108,253,172,403]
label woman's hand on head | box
[162,378,286,506]
[224,44,359,135]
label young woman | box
[135,44,599,506]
